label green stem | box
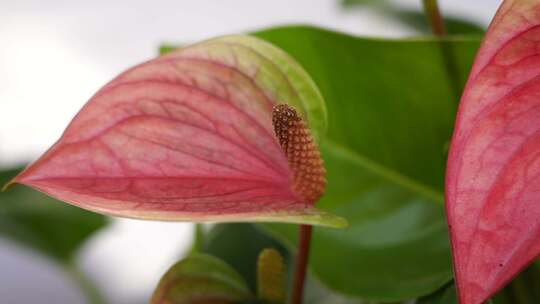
[190,223,205,253]
[422,0,463,102]
[422,0,447,36]
[67,262,107,304]
[291,224,312,304]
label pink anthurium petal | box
[446,0,540,303]
[7,35,346,228]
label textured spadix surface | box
[10,35,345,227]
[446,0,540,303]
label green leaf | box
[417,282,457,304]
[201,224,368,304]
[0,167,108,261]
[251,26,480,301]
[159,44,178,55]
[492,261,540,304]
[395,11,484,35]
[150,253,251,304]
[419,261,540,304]
[340,0,384,8]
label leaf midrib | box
[324,139,445,204]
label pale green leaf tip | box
[261,209,349,228]
[158,34,328,142]
[159,44,180,55]
[218,34,328,141]
[226,208,349,228]
[1,179,15,192]
[310,212,349,228]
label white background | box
[0,1,500,303]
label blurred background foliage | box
[0,167,108,262]
[339,0,484,35]
[0,167,109,303]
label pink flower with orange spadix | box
[5,36,346,228]
[446,0,540,302]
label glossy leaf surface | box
[417,283,457,304]
[0,167,107,261]
[445,1,540,303]
[251,26,480,300]
[150,254,251,304]
[9,35,346,227]
[418,261,540,304]
[492,260,540,304]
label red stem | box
[423,0,447,36]
[291,224,312,304]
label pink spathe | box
[446,0,540,303]
[11,37,327,224]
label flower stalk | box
[291,224,313,304]
[422,0,447,36]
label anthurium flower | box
[446,0,540,303]
[6,35,346,228]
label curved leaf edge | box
[3,33,344,228]
[5,179,347,228]
[161,33,328,143]
[151,253,252,304]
